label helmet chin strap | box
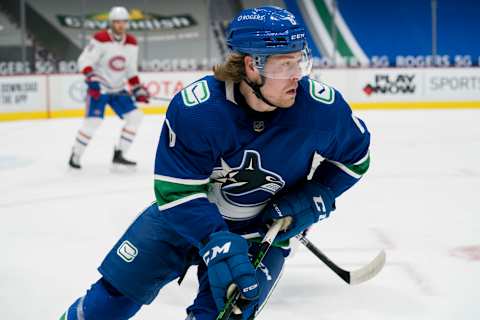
[243,76,278,108]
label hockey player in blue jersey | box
[61,6,370,320]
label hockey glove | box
[262,180,336,243]
[199,231,259,312]
[85,75,101,100]
[132,85,150,103]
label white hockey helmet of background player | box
[108,6,129,22]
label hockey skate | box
[68,152,81,169]
[112,148,137,169]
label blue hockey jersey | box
[154,75,370,248]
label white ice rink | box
[1,109,479,319]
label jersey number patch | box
[308,79,335,104]
[181,80,211,107]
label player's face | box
[261,78,298,108]
[111,20,128,35]
[261,52,304,108]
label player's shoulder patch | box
[93,29,112,43]
[125,33,137,45]
[308,78,335,105]
[181,79,211,107]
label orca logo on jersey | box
[109,56,127,71]
[211,150,285,207]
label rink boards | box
[0,68,479,121]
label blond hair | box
[213,53,246,83]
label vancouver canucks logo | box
[211,150,285,207]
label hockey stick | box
[149,96,171,102]
[90,78,172,102]
[112,92,171,102]
[295,234,386,285]
[216,219,286,320]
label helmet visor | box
[255,47,312,80]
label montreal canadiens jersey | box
[78,29,139,93]
[154,75,370,247]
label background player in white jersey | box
[68,6,149,169]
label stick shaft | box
[296,234,350,282]
[216,220,284,320]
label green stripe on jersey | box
[154,179,208,207]
[330,152,370,179]
[346,153,370,176]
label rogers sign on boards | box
[363,74,416,96]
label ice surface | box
[1,109,479,319]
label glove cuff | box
[128,75,140,87]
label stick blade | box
[349,250,386,285]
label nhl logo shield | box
[253,121,264,132]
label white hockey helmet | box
[108,6,129,21]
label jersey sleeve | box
[125,35,139,80]
[154,95,228,248]
[313,91,371,197]
[78,38,103,74]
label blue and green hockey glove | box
[199,231,259,312]
[262,180,336,243]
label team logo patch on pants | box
[117,240,138,263]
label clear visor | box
[254,47,312,80]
